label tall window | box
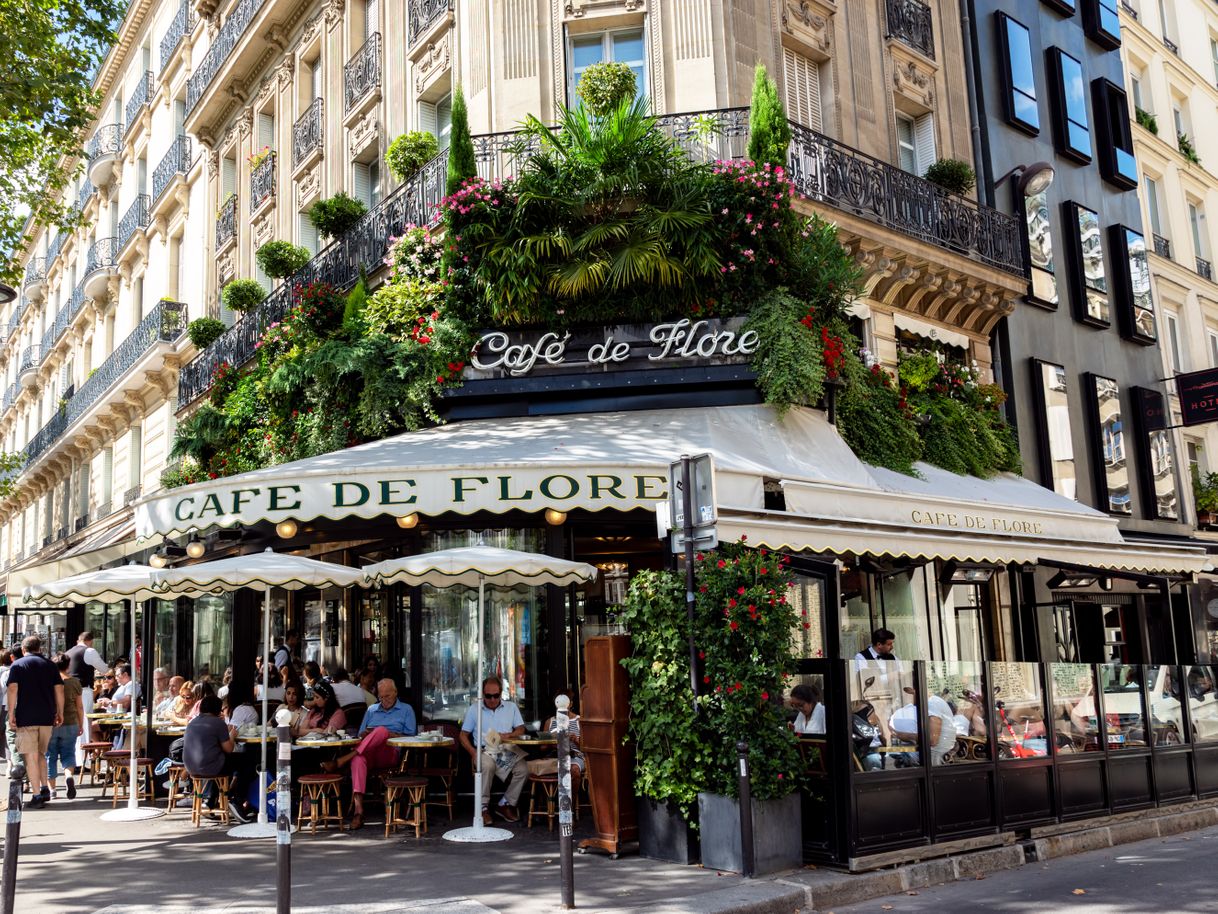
[353,159,380,209]
[1211,38,1218,84]
[1087,375,1131,514]
[782,47,823,131]
[298,212,319,255]
[1145,175,1163,236]
[998,13,1039,134]
[419,93,452,151]
[1033,360,1078,500]
[1130,73,1144,112]
[363,0,379,40]
[896,112,935,176]
[1083,0,1121,49]
[1133,387,1180,520]
[1048,48,1092,162]
[569,29,645,105]
[1208,330,1218,366]
[1108,226,1156,344]
[1164,311,1183,373]
[1065,201,1109,326]
[1190,201,1207,258]
[1025,188,1058,307]
[1091,79,1136,189]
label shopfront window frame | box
[1064,200,1111,328]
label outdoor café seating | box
[110,756,154,807]
[189,774,235,827]
[81,741,111,786]
[296,773,345,834]
[163,762,189,814]
[383,775,428,838]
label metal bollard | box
[555,695,575,909]
[736,741,755,878]
[1,762,25,914]
[274,712,292,914]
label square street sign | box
[669,453,717,529]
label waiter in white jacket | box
[66,630,109,762]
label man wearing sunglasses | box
[458,676,527,825]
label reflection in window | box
[839,562,874,659]
[1033,360,1077,499]
[992,663,1049,757]
[1052,663,1101,753]
[1088,374,1131,514]
[1026,189,1058,306]
[1083,0,1122,49]
[1092,79,1136,187]
[788,672,829,773]
[1133,387,1180,519]
[850,660,918,771]
[1099,663,1146,749]
[1108,226,1156,342]
[789,575,827,658]
[1049,48,1092,162]
[1186,665,1218,742]
[925,662,988,764]
[1148,665,1189,745]
[998,13,1039,134]
[192,593,233,683]
[1066,201,1109,324]
[879,566,932,662]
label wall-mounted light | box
[275,519,298,539]
[544,508,567,526]
[1047,570,1099,589]
[993,161,1056,197]
[395,512,419,529]
[150,543,186,568]
[185,534,206,559]
[940,561,996,585]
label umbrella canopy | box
[151,548,363,593]
[22,563,162,606]
[363,545,598,589]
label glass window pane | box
[1006,18,1036,98]
[1147,665,1189,745]
[1036,361,1077,499]
[787,672,826,735]
[1062,55,1088,128]
[1026,189,1058,305]
[1091,375,1131,514]
[879,566,932,660]
[1013,92,1039,129]
[1135,387,1181,519]
[1099,663,1147,749]
[1125,228,1155,340]
[850,660,918,771]
[789,574,827,659]
[1076,203,1110,322]
[839,561,874,659]
[191,593,233,683]
[611,31,644,66]
[1186,665,1218,742]
[992,662,1049,758]
[925,661,989,764]
[572,35,604,71]
[1052,663,1102,753]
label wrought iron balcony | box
[75,514,88,532]
[408,0,452,46]
[216,193,238,249]
[118,195,150,251]
[46,231,65,266]
[1120,0,1137,18]
[124,71,154,135]
[1198,256,1213,281]
[1153,233,1172,259]
[160,0,195,73]
[123,484,142,507]
[72,179,95,217]
[152,135,191,204]
[86,124,122,162]
[41,282,87,355]
[344,32,381,113]
[1164,36,1179,54]
[885,0,935,59]
[5,299,24,343]
[21,299,186,467]
[18,344,40,378]
[251,151,275,209]
[86,237,117,277]
[185,0,265,115]
[23,258,45,291]
[2,381,20,412]
[293,98,323,169]
[55,526,67,541]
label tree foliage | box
[745,63,791,167]
[446,85,476,196]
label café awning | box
[134,404,1209,575]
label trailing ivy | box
[745,287,826,413]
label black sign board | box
[1175,367,1218,426]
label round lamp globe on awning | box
[275,519,298,539]
[395,512,419,529]
[149,551,168,569]
[544,508,567,526]
[186,536,206,559]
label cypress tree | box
[746,63,792,167]
[446,85,477,195]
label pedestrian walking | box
[47,653,83,799]
[1,646,22,772]
[6,636,63,807]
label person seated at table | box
[294,681,346,738]
[183,694,246,820]
[150,668,173,711]
[224,681,259,731]
[459,676,528,826]
[543,688,584,780]
[96,669,117,703]
[280,682,306,734]
[889,687,957,766]
[302,661,323,694]
[322,678,415,829]
[790,684,825,735]
[328,667,365,707]
[169,681,205,726]
[97,663,140,713]
[358,670,377,706]
[155,676,184,718]
[255,665,285,703]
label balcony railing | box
[152,135,191,204]
[885,0,935,59]
[408,0,452,45]
[2,381,20,412]
[73,179,95,216]
[1120,0,1138,18]
[86,124,122,162]
[216,193,238,249]
[86,237,117,277]
[19,345,40,375]
[46,232,65,266]
[293,98,323,169]
[21,299,186,467]
[251,151,275,208]
[1199,256,1213,281]
[185,0,266,115]
[124,72,154,134]
[5,297,26,342]
[1154,233,1172,259]
[344,32,381,112]
[1164,36,1179,54]
[23,259,45,290]
[41,283,86,355]
[159,0,196,73]
[118,195,150,251]
[179,109,1025,405]
[75,514,88,532]
[123,484,142,507]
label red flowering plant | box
[694,540,802,800]
[293,280,345,337]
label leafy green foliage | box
[363,277,442,342]
[575,62,637,117]
[923,158,976,194]
[161,459,205,489]
[221,279,266,313]
[187,317,228,350]
[837,356,923,474]
[745,288,826,413]
[256,241,311,279]
[1194,464,1218,514]
[745,64,791,167]
[343,274,368,330]
[308,191,367,239]
[446,86,476,196]
[385,130,439,182]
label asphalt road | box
[829,825,1218,914]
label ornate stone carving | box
[236,108,254,138]
[781,0,833,58]
[415,34,451,93]
[300,11,323,46]
[278,59,294,88]
[347,109,379,159]
[253,209,274,249]
[256,75,276,104]
[324,0,345,28]
[296,163,322,209]
[217,247,236,286]
[891,54,934,109]
[207,149,220,179]
[565,0,642,16]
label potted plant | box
[575,61,637,116]
[248,145,272,170]
[255,240,311,280]
[221,278,266,313]
[216,191,237,218]
[188,316,228,349]
[385,131,439,183]
[1135,107,1159,135]
[1193,464,1218,526]
[308,191,368,240]
[923,158,977,195]
[1179,133,1202,166]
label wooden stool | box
[111,757,153,807]
[81,742,111,786]
[297,773,345,835]
[527,774,558,830]
[101,750,127,799]
[164,763,188,814]
[189,775,233,827]
[383,776,428,838]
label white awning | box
[134,404,1208,575]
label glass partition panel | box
[925,661,988,764]
[1051,663,1101,754]
[991,662,1049,758]
[191,593,233,683]
[1147,664,1188,745]
[787,671,828,773]
[1186,665,1218,743]
[789,574,827,659]
[879,565,932,660]
[1099,663,1147,749]
[839,560,873,659]
[849,659,919,771]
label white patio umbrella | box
[23,563,167,822]
[152,548,363,838]
[362,544,597,844]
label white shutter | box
[102,447,113,512]
[914,113,937,177]
[370,159,382,207]
[258,112,275,151]
[311,60,322,101]
[365,0,379,40]
[129,425,142,488]
[222,158,236,200]
[419,100,438,138]
[353,161,371,208]
[782,47,822,132]
[299,213,319,254]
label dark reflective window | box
[998,13,1039,134]
[1148,665,1189,746]
[1052,663,1102,753]
[1043,0,1076,14]
[1084,0,1121,49]
[1065,201,1109,325]
[1092,79,1137,188]
[1133,387,1181,520]
[1032,360,1078,499]
[1026,189,1058,306]
[1087,374,1131,514]
[1049,48,1092,162]
[1108,225,1156,343]
[1099,664,1145,749]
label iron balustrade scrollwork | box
[119,195,151,251]
[73,179,95,217]
[884,0,935,59]
[153,135,192,204]
[250,151,276,208]
[160,0,196,73]
[86,124,122,162]
[55,526,67,541]
[46,232,64,266]
[18,345,40,375]
[1198,257,1213,281]
[293,98,324,169]
[2,381,20,412]
[21,300,185,467]
[75,514,88,532]
[86,237,118,277]
[23,259,45,290]
[186,0,266,114]
[344,32,382,113]
[1120,1,1137,18]
[124,484,142,506]
[1164,36,1179,54]
[1154,233,1172,259]
[41,283,87,357]
[125,72,154,134]
[408,0,452,46]
[216,194,238,248]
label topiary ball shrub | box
[221,278,266,313]
[188,316,227,349]
[256,240,311,279]
[576,62,637,116]
[308,191,368,240]
[385,131,440,183]
[923,158,977,195]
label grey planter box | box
[637,797,699,864]
[698,791,801,875]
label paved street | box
[830,825,1218,914]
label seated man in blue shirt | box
[458,676,527,825]
[323,678,415,828]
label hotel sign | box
[1175,367,1218,426]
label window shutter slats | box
[782,48,822,133]
[914,114,936,177]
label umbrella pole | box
[228,584,279,838]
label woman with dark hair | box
[281,682,306,733]
[362,655,383,682]
[295,681,346,738]
[223,680,259,731]
[302,661,323,692]
[221,681,259,823]
[790,683,825,734]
